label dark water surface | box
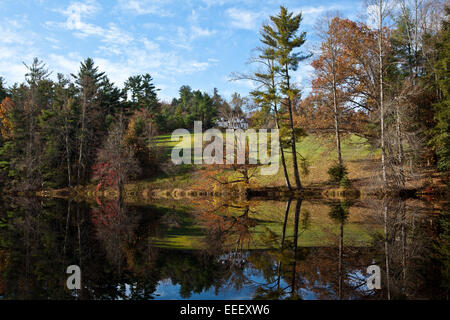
[0,196,447,300]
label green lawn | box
[139,132,380,191]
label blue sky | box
[0,0,365,102]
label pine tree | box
[260,6,311,190]
[124,74,160,113]
[72,58,105,185]
[23,58,52,189]
[0,77,7,102]
[236,45,293,190]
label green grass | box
[143,132,380,190]
[255,134,378,188]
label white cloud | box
[0,61,28,85]
[48,53,82,75]
[201,0,255,7]
[47,1,134,54]
[117,0,173,16]
[141,37,160,51]
[294,64,314,85]
[292,5,349,26]
[0,24,31,46]
[156,21,217,51]
[62,0,102,35]
[11,0,217,93]
[89,47,212,89]
[0,18,38,84]
[191,26,217,38]
[188,10,217,39]
[226,8,264,31]
[102,23,134,45]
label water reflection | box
[0,196,447,300]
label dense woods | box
[0,59,231,191]
[0,1,448,194]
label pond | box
[0,196,447,300]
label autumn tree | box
[0,97,13,140]
[124,108,161,177]
[325,17,398,187]
[92,118,141,197]
[214,138,260,189]
[312,14,356,177]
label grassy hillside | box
[139,133,381,192]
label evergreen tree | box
[124,73,160,113]
[72,58,105,185]
[260,6,310,190]
[100,76,125,128]
[0,77,7,101]
[432,6,450,173]
[22,58,53,189]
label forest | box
[0,1,448,196]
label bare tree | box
[313,12,350,169]
[93,117,141,199]
[366,0,396,188]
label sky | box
[0,0,366,102]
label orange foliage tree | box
[0,97,13,139]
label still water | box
[0,196,447,300]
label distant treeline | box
[0,58,246,191]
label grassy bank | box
[131,133,382,193]
[43,132,440,201]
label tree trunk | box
[332,74,343,167]
[378,1,388,188]
[338,220,343,300]
[285,65,302,190]
[269,57,292,190]
[77,93,87,186]
[384,200,391,300]
[281,199,291,248]
[274,103,292,190]
[65,122,72,188]
[396,102,405,188]
[291,199,302,297]
[277,198,292,292]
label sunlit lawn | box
[146,132,380,189]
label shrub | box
[328,163,349,185]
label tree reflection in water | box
[0,196,447,300]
